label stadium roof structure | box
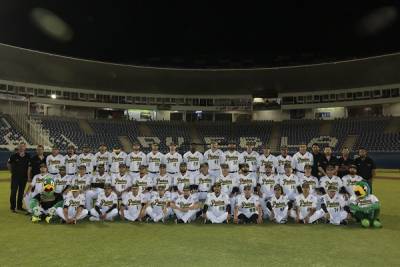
[1,43,400,97]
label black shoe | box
[177,219,184,224]
[10,209,16,213]
[17,208,26,212]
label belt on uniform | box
[67,173,75,175]
[296,170,305,173]
[229,171,237,173]
[188,169,198,172]
[149,171,158,174]
[168,172,177,174]
[50,172,58,175]
[211,169,220,171]
[130,171,139,173]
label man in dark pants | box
[337,147,354,178]
[7,143,31,212]
[28,144,47,181]
[311,143,322,178]
[354,147,376,193]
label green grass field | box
[0,171,399,267]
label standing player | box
[89,183,118,221]
[313,185,349,225]
[111,164,132,200]
[279,163,300,201]
[292,143,314,179]
[241,142,260,178]
[64,145,78,176]
[204,141,224,179]
[77,145,95,175]
[125,142,147,181]
[258,163,278,216]
[120,183,147,222]
[341,164,363,197]
[154,163,173,190]
[85,164,111,210]
[171,185,199,224]
[276,145,293,176]
[290,182,319,224]
[146,143,165,181]
[46,145,65,179]
[174,162,194,193]
[266,184,290,224]
[257,145,278,176]
[108,145,127,178]
[71,165,91,192]
[195,163,214,202]
[216,163,239,214]
[319,165,343,194]
[165,142,183,180]
[94,144,110,172]
[145,185,172,223]
[203,182,230,224]
[300,164,319,196]
[183,143,204,180]
[56,185,88,224]
[224,141,242,179]
[234,185,262,224]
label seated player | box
[135,165,154,200]
[71,165,91,192]
[266,184,291,224]
[195,163,214,202]
[54,166,71,198]
[279,163,300,201]
[217,163,239,215]
[85,164,111,210]
[56,185,88,224]
[290,182,319,224]
[313,185,349,225]
[111,163,132,200]
[24,163,50,213]
[342,164,363,198]
[154,163,173,190]
[300,164,319,196]
[234,184,262,224]
[174,162,194,194]
[145,185,172,223]
[238,163,257,193]
[171,185,199,223]
[258,163,279,218]
[319,165,343,195]
[203,182,230,224]
[120,183,147,222]
[89,183,118,221]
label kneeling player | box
[145,185,172,223]
[290,182,319,224]
[203,182,230,224]
[89,183,118,221]
[171,185,199,223]
[313,185,349,225]
[266,184,290,224]
[120,183,147,222]
[56,185,88,224]
[234,185,262,224]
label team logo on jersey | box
[211,200,225,206]
[272,201,286,209]
[299,200,314,207]
[69,200,81,207]
[114,178,127,184]
[326,201,340,208]
[100,199,114,206]
[80,158,92,163]
[127,199,141,206]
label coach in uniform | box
[7,143,30,212]
[354,147,376,192]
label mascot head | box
[353,181,370,198]
[43,177,55,195]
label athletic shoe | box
[89,216,100,222]
[45,216,52,223]
[372,219,382,228]
[361,218,370,228]
[31,216,41,223]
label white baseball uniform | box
[146,151,165,180]
[319,175,343,193]
[134,174,153,200]
[64,154,78,175]
[46,154,65,176]
[173,194,198,223]
[292,151,314,178]
[146,191,173,222]
[266,194,290,223]
[236,194,260,218]
[120,191,146,221]
[94,151,110,172]
[71,174,91,192]
[173,172,194,193]
[24,173,50,212]
[276,154,293,175]
[279,173,300,200]
[238,173,257,193]
[300,175,319,195]
[111,173,132,199]
[125,151,147,179]
[258,173,278,200]
[205,192,230,223]
[342,174,363,196]
[56,192,88,221]
[203,148,224,178]
[77,153,95,174]
[290,193,319,223]
[195,173,215,201]
[85,172,112,210]
[241,150,260,178]
[165,152,183,178]
[224,150,242,176]
[54,174,71,195]
[108,151,127,177]
[90,191,118,221]
[183,151,204,179]
[257,154,279,174]
[313,193,348,225]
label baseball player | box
[174,162,194,193]
[171,185,199,223]
[342,164,364,197]
[223,141,242,179]
[111,163,132,200]
[94,144,110,172]
[276,145,293,176]
[216,163,239,213]
[266,184,291,224]
[203,182,230,224]
[109,145,127,178]
[165,142,183,180]
[146,143,165,181]
[134,165,154,200]
[279,163,300,201]
[120,183,147,222]
[290,182,319,224]
[46,145,65,178]
[89,183,118,221]
[125,142,147,180]
[24,163,51,213]
[195,163,215,202]
[77,144,95,175]
[85,164,111,210]
[234,184,262,224]
[203,141,224,178]
[319,165,343,194]
[56,185,88,224]
[183,143,204,180]
[154,163,173,190]
[71,165,91,192]
[258,163,278,217]
[241,142,260,178]
[300,164,319,196]
[64,145,78,176]
[145,185,173,223]
[257,145,278,175]
[291,144,314,179]
[313,185,349,225]
[54,166,71,198]
[238,163,257,193]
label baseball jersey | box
[125,151,147,172]
[91,172,111,186]
[122,192,146,211]
[154,173,173,189]
[183,151,204,171]
[300,175,319,195]
[258,173,278,199]
[203,149,224,170]
[292,152,314,173]
[63,192,85,209]
[71,174,91,191]
[108,151,127,173]
[146,152,165,172]
[236,194,260,217]
[46,154,65,174]
[149,191,171,210]
[342,174,363,195]
[257,154,279,173]
[77,153,95,173]
[276,155,293,174]
[94,151,110,171]
[269,194,289,211]
[319,176,343,193]
[238,173,257,193]
[31,173,50,195]
[134,174,154,194]
[241,151,260,173]
[174,194,197,209]
[165,152,183,173]
[349,194,379,208]
[279,174,300,200]
[96,191,118,208]
[217,174,238,195]
[54,174,71,194]
[294,193,317,218]
[174,172,194,192]
[322,193,346,215]
[195,173,215,192]
[224,151,242,172]
[64,154,78,174]
[111,173,132,193]
[205,192,230,213]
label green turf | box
[0,172,399,267]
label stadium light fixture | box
[50,94,57,99]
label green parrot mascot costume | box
[30,177,64,223]
[349,181,382,228]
